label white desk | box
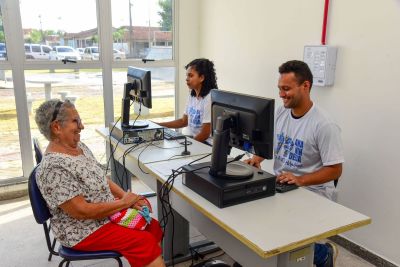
[147,159,371,266]
[97,127,371,266]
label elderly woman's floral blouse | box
[36,142,114,247]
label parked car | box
[113,49,126,60]
[0,43,7,60]
[25,43,52,60]
[82,46,99,60]
[145,46,172,60]
[77,48,85,55]
[82,47,126,60]
[50,46,81,61]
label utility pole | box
[128,0,134,57]
[38,14,45,43]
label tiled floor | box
[0,178,375,267]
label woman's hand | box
[132,198,152,212]
[121,191,141,208]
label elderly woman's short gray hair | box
[35,99,75,140]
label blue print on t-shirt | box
[188,107,202,127]
[275,132,304,165]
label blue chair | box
[33,138,43,164]
[28,166,123,267]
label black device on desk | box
[275,182,299,193]
[163,128,185,140]
[182,90,276,208]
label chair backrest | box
[28,165,51,224]
[33,138,43,164]
[334,178,339,188]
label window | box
[19,0,97,61]
[0,0,176,184]
[111,0,173,60]
[32,45,41,53]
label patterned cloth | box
[36,142,114,247]
[109,198,153,230]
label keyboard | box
[163,128,185,140]
[275,182,298,193]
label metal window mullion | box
[2,0,34,177]
[97,0,114,127]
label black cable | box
[136,140,154,174]
[158,152,244,266]
[106,117,124,186]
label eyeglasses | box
[72,118,83,127]
[51,101,63,122]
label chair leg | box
[58,259,67,267]
[48,238,57,261]
[115,257,123,267]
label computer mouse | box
[203,259,231,267]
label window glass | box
[112,67,175,124]
[32,45,41,53]
[19,0,97,61]
[0,9,7,61]
[111,0,173,60]
[26,69,107,163]
[0,72,23,180]
[42,46,51,53]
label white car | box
[25,44,52,60]
[50,46,81,61]
[82,46,99,60]
[77,48,85,55]
[145,46,172,60]
[82,47,126,60]
[113,49,126,60]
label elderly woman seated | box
[34,99,165,267]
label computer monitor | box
[209,89,274,179]
[121,67,152,129]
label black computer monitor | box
[209,89,274,179]
[121,67,152,128]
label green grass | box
[0,96,174,132]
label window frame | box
[0,0,178,181]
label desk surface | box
[146,159,371,259]
[96,127,212,164]
[97,126,371,262]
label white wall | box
[178,0,400,265]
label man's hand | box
[277,172,303,186]
[243,155,264,169]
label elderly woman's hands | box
[121,191,152,212]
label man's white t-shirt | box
[184,93,212,140]
[273,104,344,200]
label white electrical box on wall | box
[303,45,337,87]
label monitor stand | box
[122,120,149,129]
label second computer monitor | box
[121,67,152,128]
[209,89,274,179]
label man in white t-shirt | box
[246,60,343,267]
